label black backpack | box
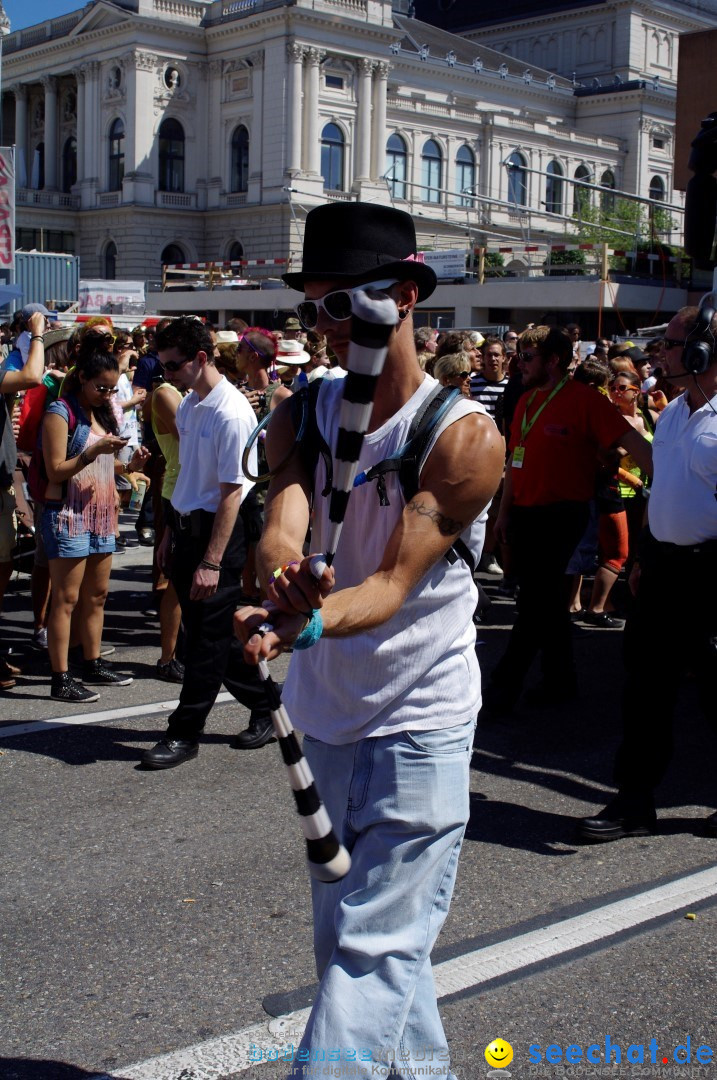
[290,380,476,572]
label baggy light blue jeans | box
[287,718,474,1080]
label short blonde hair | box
[434,351,473,382]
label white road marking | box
[0,692,234,739]
[104,865,717,1080]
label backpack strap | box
[291,378,333,500]
[353,385,461,507]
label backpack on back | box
[289,380,475,571]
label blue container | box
[13,251,80,309]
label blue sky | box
[4,0,83,32]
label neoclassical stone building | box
[2,0,711,285]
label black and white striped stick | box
[258,288,399,883]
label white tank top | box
[282,375,491,744]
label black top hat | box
[282,202,437,302]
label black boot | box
[141,739,199,769]
[231,712,276,750]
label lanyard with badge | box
[512,376,569,469]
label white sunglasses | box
[296,279,398,330]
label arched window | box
[421,139,442,203]
[545,160,564,215]
[62,137,77,193]
[158,118,185,193]
[600,170,616,214]
[385,133,407,200]
[321,123,344,191]
[455,145,475,207]
[573,164,591,215]
[108,119,125,192]
[104,241,117,280]
[231,125,249,194]
[507,151,527,207]
[228,241,244,262]
[161,243,185,267]
[649,175,665,202]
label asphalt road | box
[1,528,716,1080]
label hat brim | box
[282,260,437,303]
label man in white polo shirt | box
[141,318,271,769]
[579,302,717,841]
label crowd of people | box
[1,199,715,1077]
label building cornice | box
[3,13,205,73]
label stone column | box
[132,50,159,205]
[74,69,85,187]
[12,85,28,188]
[42,77,59,190]
[355,58,374,182]
[286,42,304,174]
[247,50,264,203]
[370,61,389,181]
[82,61,100,184]
[304,47,324,176]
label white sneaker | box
[481,555,503,576]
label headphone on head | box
[682,297,716,375]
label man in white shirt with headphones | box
[579,300,717,842]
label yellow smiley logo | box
[484,1039,514,1068]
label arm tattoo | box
[406,498,464,537]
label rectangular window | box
[653,136,665,149]
[325,75,344,89]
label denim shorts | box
[41,505,115,560]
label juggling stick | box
[258,286,399,883]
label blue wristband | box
[293,609,323,650]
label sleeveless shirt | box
[282,374,491,744]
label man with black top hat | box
[578,303,717,843]
[235,202,504,1078]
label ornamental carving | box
[135,50,159,73]
[305,48,326,67]
[358,58,375,77]
[286,42,306,64]
[375,62,391,79]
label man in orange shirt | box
[485,326,653,714]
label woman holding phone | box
[41,346,150,702]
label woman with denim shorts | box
[41,347,150,702]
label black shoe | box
[706,811,717,838]
[582,611,624,628]
[141,739,199,769]
[578,800,656,844]
[81,658,133,686]
[231,712,276,749]
[50,672,100,703]
[137,527,155,546]
[156,658,185,683]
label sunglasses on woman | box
[452,371,471,380]
[611,384,639,394]
[92,383,119,395]
[296,279,398,330]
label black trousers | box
[165,508,268,741]
[614,532,717,808]
[492,500,590,694]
